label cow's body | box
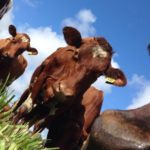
[31,40,111,104]
[0,54,27,82]
[86,103,150,150]
[44,86,103,150]
[13,26,127,150]
[15,27,126,111]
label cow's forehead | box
[82,37,110,45]
[82,37,96,43]
[82,37,106,46]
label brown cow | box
[85,103,150,150]
[0,25,38,84]
[13,26,127,149]
[14,26,126,113]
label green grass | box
[0,78,59,150]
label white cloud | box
[127,74,150,109]
[21,26,65,65]
[128,74,147,88]
[92,76,112,94]
[111,58,120,68]
[77,9,96,23]
[62,9,96,36]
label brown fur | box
[0,42,28,83]
[41,87,103,149]
[86,103,150,150]
[14,26,127,150]
[81,87,103,140]
[19,26,126,107]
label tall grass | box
[0,78,58,150]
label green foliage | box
[0,123,48,150]
[0,79,59,150]
[0,75,14,111]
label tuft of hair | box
[96,37,114,56]
[0,0,12,19]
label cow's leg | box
[45,103,85,150]
[13,92,34,124]
[23,103,50,127]
[13,88,29,112]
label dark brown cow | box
[13,26,127,150]
[85,103,150,150]
[0,25,38,84]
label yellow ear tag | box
[106,77,115,84]
[28,52,33,55]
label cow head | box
[63,26,113,56]
[63,26,113,70]
[63,26,126,87]
[0,25,38,59]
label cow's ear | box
[63,26,82,48]
[105,66,127,87]
[8,24,17,37]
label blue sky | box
[0,0,150,111]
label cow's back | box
[86,103,150,150]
